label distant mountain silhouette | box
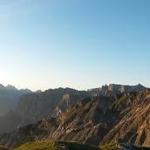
[0,87,88,134]
[0,84,32,116]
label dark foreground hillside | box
[14,141,100,150]
[1,141,150,150]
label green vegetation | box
[111,95,129,111]
[14,140,101,150]
[100,143,117,150]
[56,141,99,150]
[62,107,77,124]
[14,141,57,150]
[115,95,127,106]
[0,143,121,150]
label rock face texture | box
[0,84,145,134]
[0,83,149,149]
[88,84,146,97]
[102,90,150,146]
[0,88,88,134]
[0,86,149,149]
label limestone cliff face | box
[0,88,88,134]
[89,84,145,97]
[102,91,150,146]
[0,85,149,149]
[15,88,88,125]
[0,96,117,148]
[0,84,145,134]
[49,96,115,145]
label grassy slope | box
[13,141,150,150]
[14,141,57,150]
[14,141,100,150]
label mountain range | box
[0,83,149,150]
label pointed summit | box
[0,84,5,89]
[6,84,17,90]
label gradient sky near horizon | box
[0,0,149,91]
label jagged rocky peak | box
[0,84,5,89]
[104,83,145,93]
[0,84,32,92]
[0,89,150,149]
[89,83,146,97]
[0,84,18,91]
[6,84,17,90]
[35,90,42,93]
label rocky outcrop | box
[89,84,146,97]
[1,90,147,148]
[0,95,117,148]
[0,84,149,149]
[0,88,88,134]
[102,90,150,146]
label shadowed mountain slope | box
[0,88,149,149]
[0,84,31,116]
[0,88,88,134]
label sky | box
[0,0,149,91]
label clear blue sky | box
[0,0,149,90]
